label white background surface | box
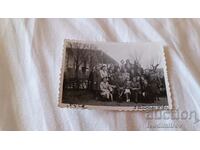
[0,18,200,130]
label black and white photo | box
[59,40,172,110]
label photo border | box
[58,39,173,111]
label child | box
[123,76,132,102]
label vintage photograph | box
[59,40,172,110]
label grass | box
[62,90,168,107]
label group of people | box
[88,59,165,103]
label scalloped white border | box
[58,39,173,111]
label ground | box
[62,90,168,107]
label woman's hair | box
[101,65,106,70]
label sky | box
[94,42,165,69]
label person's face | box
[121,60,124,64]
[103,66,106,71]
[133,77,136,82]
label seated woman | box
[100,77,115,101]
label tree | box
[149,57,161,73]
[66,42,98,79]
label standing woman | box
[100,65,108,79]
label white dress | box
[100,70,108,79]
[100,81,111,96]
